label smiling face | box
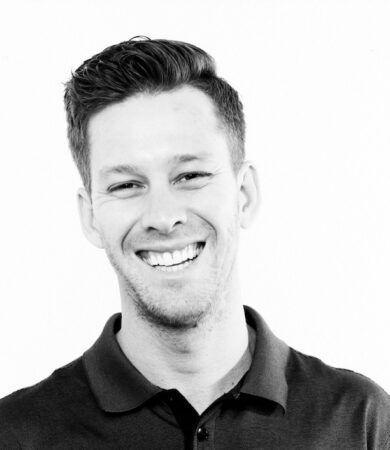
[79,86,258,329]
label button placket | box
[196,425,209,442]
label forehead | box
[87,86,230,171]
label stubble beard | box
[103,213,240,331]
[104,242,238,331]
[123,274,217,330]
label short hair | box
[64,37,246,194]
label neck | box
[116,282,252,414]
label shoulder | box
[289,347,390,402]
[0,357,85,415]
[0,357,90,439]
[288,347,390,448]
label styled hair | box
[64,37,245,193]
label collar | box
[83,314,162,412]
[241,305,289,413]
[82,305,290,413]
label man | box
[0,37,389,449]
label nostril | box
[140,199,187,233]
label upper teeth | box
[141,243,202,267]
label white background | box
[0,0,389,397]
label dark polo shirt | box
[0,306,389,449]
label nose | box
[140,186,187,234]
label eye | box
[107,181,144,193]
[175,172,212,184]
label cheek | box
[94,201,138,246]
[192,179,238,211]
[193,187,240,240]
[204,187,239,222]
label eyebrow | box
[170,152,211,164]
[99,152,212,179]
[99,164,141,179]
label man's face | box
[83,86,248,329]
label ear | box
[237,161,260,229]
[77,187,104,249]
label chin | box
[111,251,225,330]
[137,293,214,330]
[122,279,214,330]
[140,306,205,329]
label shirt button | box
[197,426,209,441]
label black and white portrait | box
[0,1,389,448]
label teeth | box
[140,243,203,268]
[162,252,173,266]
[149,254,158,266]
[157,261,191,272]
[172,250,182,265]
